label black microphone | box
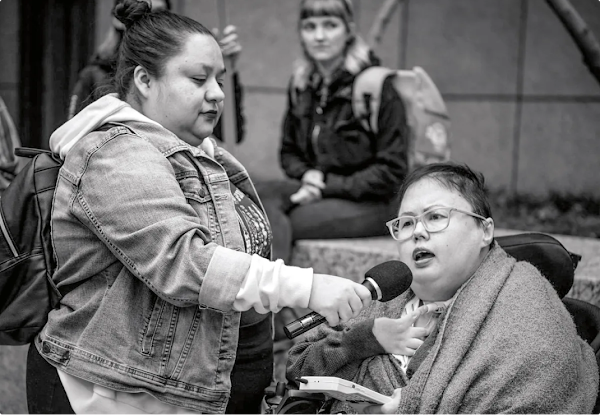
[283,261,413,339]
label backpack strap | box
[352,66,396,134]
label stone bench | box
[290,229,600,307]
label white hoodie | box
[50,93,162,160]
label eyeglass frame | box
[385,206,489,241]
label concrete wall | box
[81,0,600,197]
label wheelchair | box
[263,380,329,414]
[262,232,600,414]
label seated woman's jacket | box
[280,61,409,202]
[287,243,599,413]
[40,95,312,413]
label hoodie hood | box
[50,93,161,160]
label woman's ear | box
[132,66,152,99]
[481,218,495,247]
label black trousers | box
[226,316,274,414]
[26,342,75,414]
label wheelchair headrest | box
[496,232,580,299]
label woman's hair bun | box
[113,0,152,30]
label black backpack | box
[0,148,63,345]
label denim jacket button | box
[42,343,51,353]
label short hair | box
[292,0,372,90]
[112,0,214,100]
[397,163,493,221]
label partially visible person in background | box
[255,0,409,355]
[68,0,245,143]
[0,95,23,193]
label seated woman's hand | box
[373,309,432,356]
[290,183,322,205]
[309,273,373,327]
[301,169,325,189]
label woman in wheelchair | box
[286,163,599,414]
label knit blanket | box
[303,244,599,413]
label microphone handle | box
[283,278,381,339]
[283,312,327,339]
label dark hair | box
[397,163,493,221]
[112,0,214,99]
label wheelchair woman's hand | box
[362,388,402,414]
[373,307,433,356]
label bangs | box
[300,0,352,21]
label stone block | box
[445,101,515,190]
[218,0,301,90]
[404,0,521,95]
[517,102,600,195]
[229,90,287,182]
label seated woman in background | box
[257,0,409,263]
[256,0,409,345]
[287,163,598,414]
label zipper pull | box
[311,124,321,152]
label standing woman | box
[257,0,409,265]
[26,2,372,413]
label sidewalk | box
[290,229,600,307]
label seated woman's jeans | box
[255,179,397,263]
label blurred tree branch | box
[367,0,404,48]
[367,0,600,86]
[545,0,600,85]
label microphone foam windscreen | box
[365,261,413,302]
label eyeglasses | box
[386,207,488,241]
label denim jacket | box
[39,120,272,413]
